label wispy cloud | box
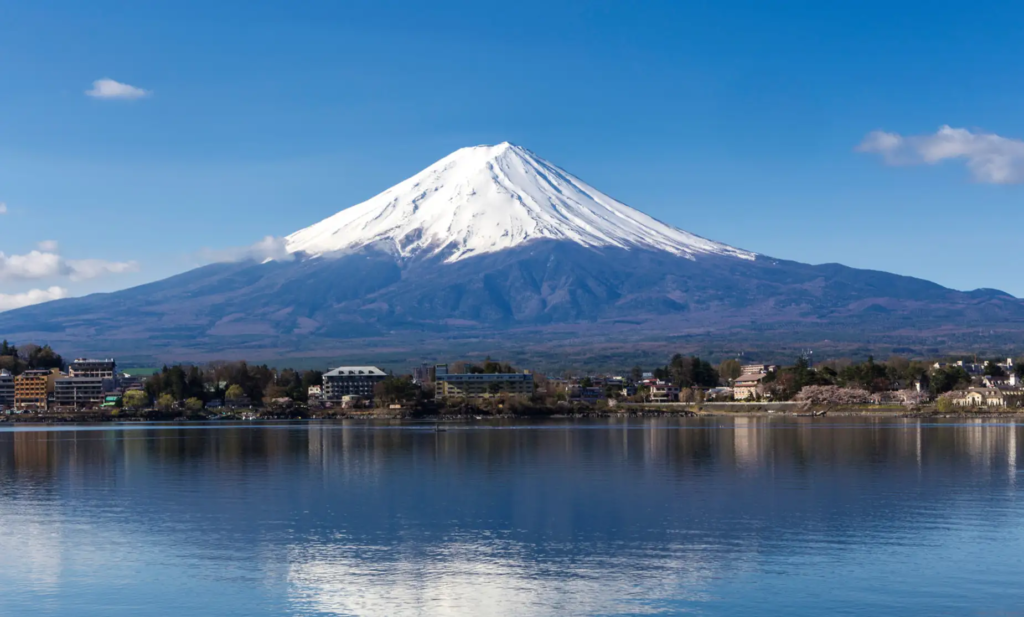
[37,240,58,252]
[199,236,294,263]
[0,287,68,312]
[0,249,138,281]
[0,203,7,215]
[85,78,150,100]
[65,258,139,281]
[858,125,1024,184]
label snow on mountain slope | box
[285,142,755,263]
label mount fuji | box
[285,142,753,263]
[2,142,1023,363]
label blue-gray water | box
[1,417,1023,616]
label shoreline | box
[3,406,1024,424]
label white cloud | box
[37,240,59,252]
[0,203,7,215]
[199,235,294,263]
[0,250,64,280]
[858,125,1024,184]
[0,287,69,312]
[85,78,150,100]
[0,249,138,281]
[65,258,139,281]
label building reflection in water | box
[1,418,1023,616]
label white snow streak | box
[285,142,754,262]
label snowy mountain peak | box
[285,143,755,263]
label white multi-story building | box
[53,376,108,408]
[69,358,117,380]
[733,374,769,400]
[649,382,680,403]
[740,364,777,376]
[322,367,387,401]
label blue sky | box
[3,0,1024,308]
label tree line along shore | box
[2,339,1024,420]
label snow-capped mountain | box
[285,142,754,263]
[2,142,1022,362]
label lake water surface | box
[1,417,1023,616]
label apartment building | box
[650,383,681,403]
[733,363,775,401]
[740,364,777,376]
[733,373,767,400]
[322,366,387,401]
[53,376,107,408]
[69,358,117,379]
[434,364,534,400]
[15,369,57,410]
[0,369,14,408]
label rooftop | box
[734,374,767,384]
[324,366,387,377]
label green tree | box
[765,372,799,400]
[373,375,420,405]
[160,365,189,401]
[481,357,515,374]
[838,356,890,392]
[984,362,1006,377]
[0,355,19,375]
[936,397,955,413]
[886,356,911,379]
[930,366,971,395]
[263,383,289,407]
[24,344,63,370]
[664,355,719,388]
[156,393,175,412]
[718,359,743,381]
[185,366,206,400]
[274,368,304,401]
[225,384,246,405]
[301,370,324,398]
[184,397,204,413]
[123,390,148,410]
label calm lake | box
[1,417,1023,616]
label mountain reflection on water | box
[1,417,1022,616]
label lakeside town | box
[1,339,1023,419]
